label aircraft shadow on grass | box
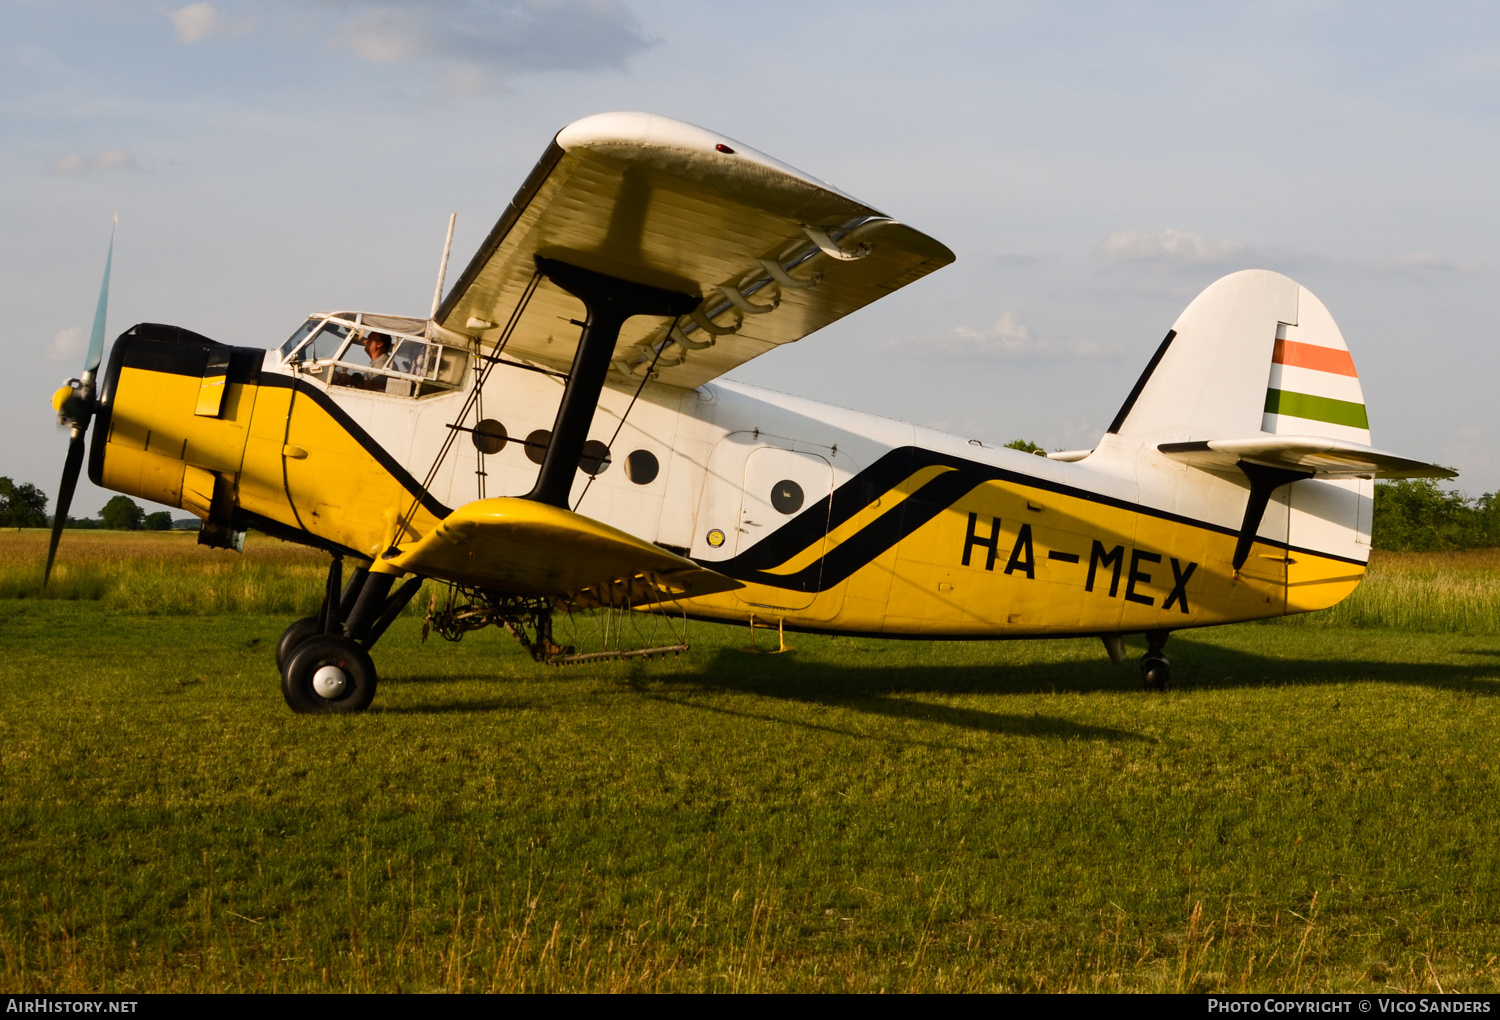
[640,639,1500,744]
[371,635,1500,740]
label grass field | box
[2,531,1499,992]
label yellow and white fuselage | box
[94,272,1387,641]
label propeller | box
[45,214,116,586]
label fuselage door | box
[733,446,834,611]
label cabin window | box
[625,450,660,485]
[771,479,804,514]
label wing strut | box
[525,256,698,507]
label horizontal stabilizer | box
[384,498,742,605]
[1158,435,1456,480]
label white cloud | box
[896,312,1122,362]
[49,148,138,175]
[157,1,648,91]
[169,3,230,43]
[330,0,651,89]
[1377,250,1484,274]
[48,327,86,364]
[1097,228,1249,265]
[342,9,421,63]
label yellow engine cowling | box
[90,323,449,558]
[90,324,263,547]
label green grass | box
[1280,548,1500,634]
[3,532,1500,991]
[3,603,1500,992]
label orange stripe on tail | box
[1273,338,1358,377]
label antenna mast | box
[430,212,457,319]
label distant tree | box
[1371,479,1498,551]
[143,511,173,531]
[1004,439,1048,456]
[65,517,101,530]
[99,495,146,531]
[0,477,48,528]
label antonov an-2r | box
[48,112,1453,713]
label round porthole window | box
[471,418,507,455]
[524,429,551,465]
[580,440,612,476]
[771,479,804,515]
[625,449,660,485]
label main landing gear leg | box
[277,555,424,715]
[1140,629,1171,691]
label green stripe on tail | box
[1264,389,1369,429]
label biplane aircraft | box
[48,112,1454,713]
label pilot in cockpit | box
[363,332,393,371]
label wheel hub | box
[312,663,349,699]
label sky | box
[4,0,1500,520]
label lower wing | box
[381,498,741,608]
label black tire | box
[1140,655,1171,691]
[276,616,320,674]
[281,636,378,714]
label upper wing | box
[435,112,955,389]
[383,497,741,607]
[1158,435,1457,479]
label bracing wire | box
[394,270,543,544]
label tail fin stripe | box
[1267,364,1365,404]
[1272,338,1357,377]
[1263,389,1369,430]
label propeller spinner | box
[45,216,116,586]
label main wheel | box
[281,636,378,714]
[276,616,320,674]
[1140,654,1171,691]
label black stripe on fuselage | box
[710,444,1365,593]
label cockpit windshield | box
[279,318,320,358]
[280,313,468,397]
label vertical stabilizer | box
[1111,269,1300,442]
[1105,269,1379,608]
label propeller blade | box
[44,431,87,587]
[46,216,117,588]
[83,213,116,381]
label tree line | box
[0,478,173,530]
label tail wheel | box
[282,636,377,714]
[1140,654,1171,691]
[275,616,321,674]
